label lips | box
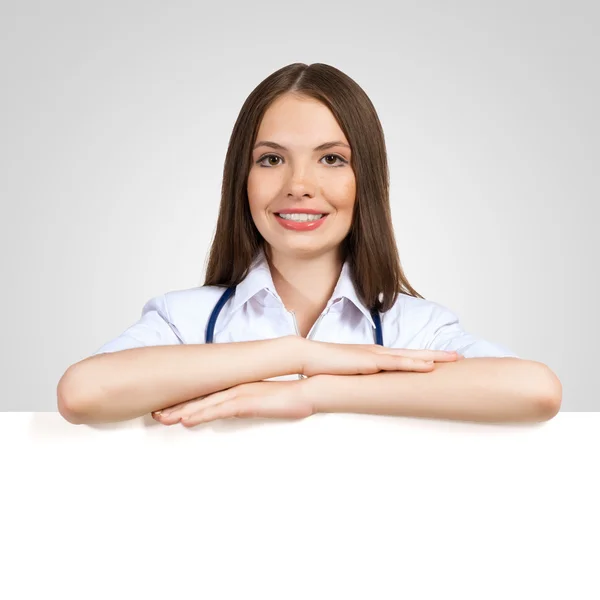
[274,213,328,231]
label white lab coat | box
[93,249,518,359]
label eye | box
[321,154,348,167]
[257,154,283,167]
[256,153,349,167]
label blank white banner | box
[1,412,598,599]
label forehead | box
[256,94,348,144]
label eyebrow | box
[253,140,351,152]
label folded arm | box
[57,336,304,424]
[304,357,562,423]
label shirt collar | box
[229,248,281,312]
[229,248,376,328]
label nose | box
[286,163,316,198]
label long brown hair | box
[203,62,424,312]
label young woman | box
[57,63,562,426]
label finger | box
[157,398,208,423]
[353,344,455,356]
[385,349,460,360]
[190,388,236,411]
[151,412,170,423]
[378,356,436,372]
[161,399,198,413]
[360,345,460,361]
[158,388,237,424]
[154,412,181,425]
[181,399,243,427]
[153,400,196,418]
[327,341,460,361]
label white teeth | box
[278,213,324,222]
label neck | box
[265,246,344,314]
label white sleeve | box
[424,304,520,358]
[91,294,183,355]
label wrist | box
[282,335,313,375]
[299,373,335,414]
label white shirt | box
[93,249,519,367]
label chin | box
[267,241,340,260]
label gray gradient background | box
[1,1,597,411]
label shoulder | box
[163,285,227,315]
[382,292,454,332]
[160,285,230,344]
[381,292,518,357]
[91,285,229,355]
[381,291,464,347]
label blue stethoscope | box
[205,285,384,345]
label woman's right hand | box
[298,338,462,378]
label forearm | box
[57,336,303,424]
[306,358,562,423]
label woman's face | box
[247,93,356,261]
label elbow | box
[535,393,561,422]
[56,367,92,425]
[57,392,85,425]
[57,398,84,424]
[532,363,562,421]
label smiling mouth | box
[275,213,326,222]
[273,212,329,231]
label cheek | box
[332,176,356,211]
[247,169,275,211]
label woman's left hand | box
[152,379,314,427]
